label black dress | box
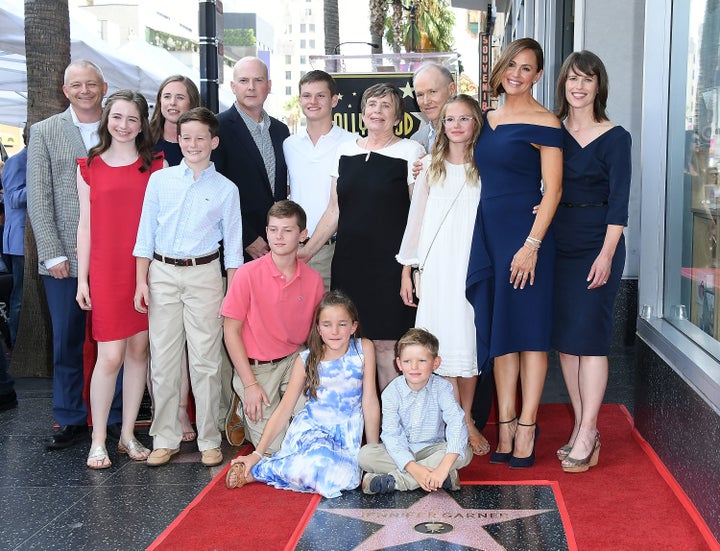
[551,125,632,356]
[331,139,425,340]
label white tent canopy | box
[0,0,232,127]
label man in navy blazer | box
[213,56,289,262]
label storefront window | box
[665,0,720,359]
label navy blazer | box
[212,106,289,259]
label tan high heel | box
[562,432,600,473]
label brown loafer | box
[225,462,248,489]
[224,393,245,447]
[146,447,179,467]
[201,447,223,467]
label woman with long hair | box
[466,38,563,468]
[77,89,166,468]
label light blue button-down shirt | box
[380,373,468,472]
[133,160,243,268]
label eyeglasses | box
[442,116,474,125]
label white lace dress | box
[397,161,481,377]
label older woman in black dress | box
[299,83,425,391]
[552,51,631,473]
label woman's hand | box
[587,251,612,289]
[509,244,538,289]
[230,451,261,478]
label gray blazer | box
[410,122,435,153]
[27,107,89,277]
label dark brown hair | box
[88,89,156,172]
[555,50,609,122]
[177,106,220,138]
[298,70,338,96]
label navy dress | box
[466,116,563,374]
[551,125,632,356]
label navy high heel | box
[489,417,518,464]
[509,422,539,469]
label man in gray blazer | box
[410,63,457,153]
[27,60,120,450]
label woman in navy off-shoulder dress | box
[466,38,563,469]
[551,52,631,473]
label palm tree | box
[13,0,71,376]
[324,0,340,55]
[369,0,387,53]
[389,0,404,54]
[384,0,457,53]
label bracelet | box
[525,236,541,250]
[244,380,259,389]
[252,450,263,459]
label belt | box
[153,251,220,267]
[559,201,608,208]
[247,355,289,365]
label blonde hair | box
[426,94,481,186]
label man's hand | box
[245,236,270,259]
[48,260,70,279]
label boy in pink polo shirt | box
[222,200,325,453]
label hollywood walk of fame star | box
[324,491,553,551]
[400,81,415,98]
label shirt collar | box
[235,104,270,130]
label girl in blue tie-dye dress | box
[225,291,380,498]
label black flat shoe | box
[509,423,540,469]
[47,424,89,450]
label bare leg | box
[558,352,581,452]
[374,340,399,392]
[178,346,196,441]
[514,351,548,459]
[493,353,520,454]
[564,355,608,462]
[456,375,489,455]
[88,339,127,468]
[119,331,150,455]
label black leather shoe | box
[106,423,122,441]
[0,390,17,411]
[47,424,89,450]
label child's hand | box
[133,283,149,314]
[406,462,434,492]
[76,282,92,311]
[425,465,451,491]
[244,384,271,423]
[399,271,417,307]
[231,452,261,477]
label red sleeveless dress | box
[78,154,164,341]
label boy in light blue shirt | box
[133,107,242,468]
[358,328,472,493]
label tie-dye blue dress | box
[251,338,366,498]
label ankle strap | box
[498,416,518,424]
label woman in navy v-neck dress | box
[466,38,563,468]
[551,51,631,473]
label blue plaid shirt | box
[133,160,243,268]
[380,373,468,471]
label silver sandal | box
[118,438,150,461]
[87,446,111,469]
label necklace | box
[364,134,395,162]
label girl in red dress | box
[76,90,166,469]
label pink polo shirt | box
[222,253,325,360]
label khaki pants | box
[358,442,473,491]
[304,241,334,292]
[148,259,224,451]
[231,351,306,454]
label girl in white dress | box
[397,94,488,455]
